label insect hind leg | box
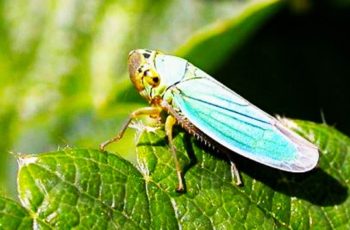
[224,152,243,186]
[165,115,185,192]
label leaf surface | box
[10,120,350,229]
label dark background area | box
[216,3,350,135]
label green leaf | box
[17,149,149,229]
[11,120,350,229]
[0,197,33,229]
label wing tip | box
[275,121,320,172]
[287,146,319,172]
[263,145,319,173]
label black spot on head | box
[137,67,143,73]
[143,53,151,58]
[153,77,159,83]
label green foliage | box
[0,120,349,228]
[0,197,32,229]
[0,0,282,195]
[1,0,350,228]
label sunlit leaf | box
[8,120,349,228]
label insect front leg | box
[99,107,162,151]
[165,115,185,192]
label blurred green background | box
[0,0,349,198]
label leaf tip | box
[16,154,38,168]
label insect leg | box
[99,107,162,151]
[165,115,184,192]
[224,152,242,186]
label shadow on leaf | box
[194,137,348,207]
[136,128,347,206]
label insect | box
[100,49,319,192]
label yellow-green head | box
[128,49,164,103]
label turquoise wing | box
[168,68,319,172]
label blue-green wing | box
[169,69,318,172]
